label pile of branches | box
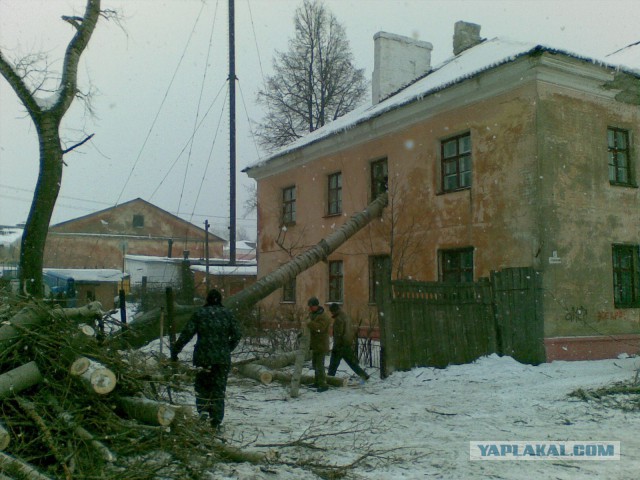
[0,296,270,479]
[570,376,640,412]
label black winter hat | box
[307,297,320,307]
[329,303,340,313]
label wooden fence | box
[377,267,544,376]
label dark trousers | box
[194,364,230,426]
[311,350,327,387]
[328,345,368,379]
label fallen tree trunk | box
[213,443,272,464]
[235,363,273,385]
[0,361,43,399]
[107,305,197,350]
[69,357,117,395]
[0,452,53,480]
[0,422,9,451]
[117,397,175,426]
[224,192,388,312]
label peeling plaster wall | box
[536,83,640,337]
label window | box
[282,276,296,303]
[282,186,296,225]
[328,260,344,302]
[439,247,474,283]
[441,133,471,192]
[608,127,633,186]
[371,158,388,200]
[328,172,342,215]
[612,244,639,308]
[132,214,144,228]
[369,255,391,303]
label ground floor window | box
[439,247,474,283]
[612,244,640,308]
[328,260,344,302]
[282,276,296,303]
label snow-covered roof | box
[190,264,257,276]
[245,37,639,172]
[43,268,127,283]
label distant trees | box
[0,0,103,296]
[256,0,368,152]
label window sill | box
[436,186,471,196]
[324,213,342,218]
[609,181,638,189]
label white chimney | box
[372,32,433,105]
[453,21,483,56]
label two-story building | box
[245,22,640,361]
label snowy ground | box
[160,341,640,480]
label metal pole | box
[228,0,237,265]
[204,219,210,293]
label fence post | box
[165,287,176,350]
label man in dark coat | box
[307,297,331,392]
[171,289,242,429]
[327,303,369,381]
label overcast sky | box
[1,0,638,239]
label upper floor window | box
[282,276,296,303]
[441,133,471,192]
[371,158,388,200]
[608,127,634,186]
[132,214,144,228]
[439,247,474,283]
[612,244,639,308]
[282,186,296,225]
[328,172,342,215]
[328,260,344,302]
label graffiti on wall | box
[564,306,588,324]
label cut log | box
[59,413,115,462]
[255,351,310,369]
[235,364,273,385]
[0,361,43,399]
[213,443,272,464]
[0,302,103,351]
[50,301,103,321]
[0,422,9,451]
[290,324,310,398]
[117,397,175,426]
[0,452,53,480]
[69,357,116,395]
[272,371,348,388]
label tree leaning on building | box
[255,0,368,152]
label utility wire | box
[115,1,207,206]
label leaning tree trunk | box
[224,192,388,312]
[0,0,101,297]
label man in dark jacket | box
[327,303,369,382]
[171,289,242,429]
[307,297,331,392]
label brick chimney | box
[453,21,483,56]
[372,32,433,105]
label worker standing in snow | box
[171,289,242,429]
[306,297,331,392]
[327,303,369,382]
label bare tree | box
[256,0,368,152]
[0,0,102,296]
